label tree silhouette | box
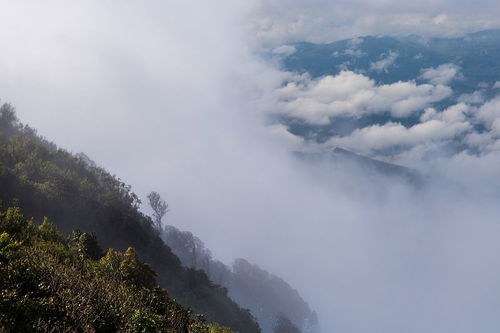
[147,191,168,231]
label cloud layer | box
[273,70,452,124]
[322,101,473,154]
[271,62,500,167]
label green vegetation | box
[0,102,260,332]
[0,206,233,332]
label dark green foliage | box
[69,229,104,260]
[0,232,20,262]
[0,207,233,332]
[0,104,260,332]
[0,207,33,240]
[120,247,157,288]
[129,310,168,333]
[38,217,65,243]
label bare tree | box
[147,191,168,231]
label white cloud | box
[344,37,366,57]
[315,93,500,157]
[421,63,461,85]
[317,101,476,156]
[369,51,399,73]
[273,70,452,124]
[268,123,304,145]
[432,14,448,25]
[305,92,500,157]
[475,96,500,128]
[348,37,364,48]
[438,103,470,123]
[463,128,500,155]
[464,131,494,149]
[345,48,366,57]
[327,118,471,152]
[493,81,500,89]
[421,103,470,123]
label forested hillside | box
[0,206,233,332]
[163,226,319,333]
[0,102,260,332]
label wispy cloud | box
[370,51,399,73]
[421,63,461,85]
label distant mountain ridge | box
[331,147,418,180]
[296,147,422,184]
[284,29,500,98]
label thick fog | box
[2,1,500,332]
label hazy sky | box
[252,0,500,46]
[2,1,500,332]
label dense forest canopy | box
[0,206,235,332]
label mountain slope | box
[295,147,422,185]
[284,36,447,84]
[162,225,320,333]
[0,103,260,332]
[0,206,233,332]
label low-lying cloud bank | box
[272,63,500,168]
[273,70,452,124]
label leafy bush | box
[0,207,235,332]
